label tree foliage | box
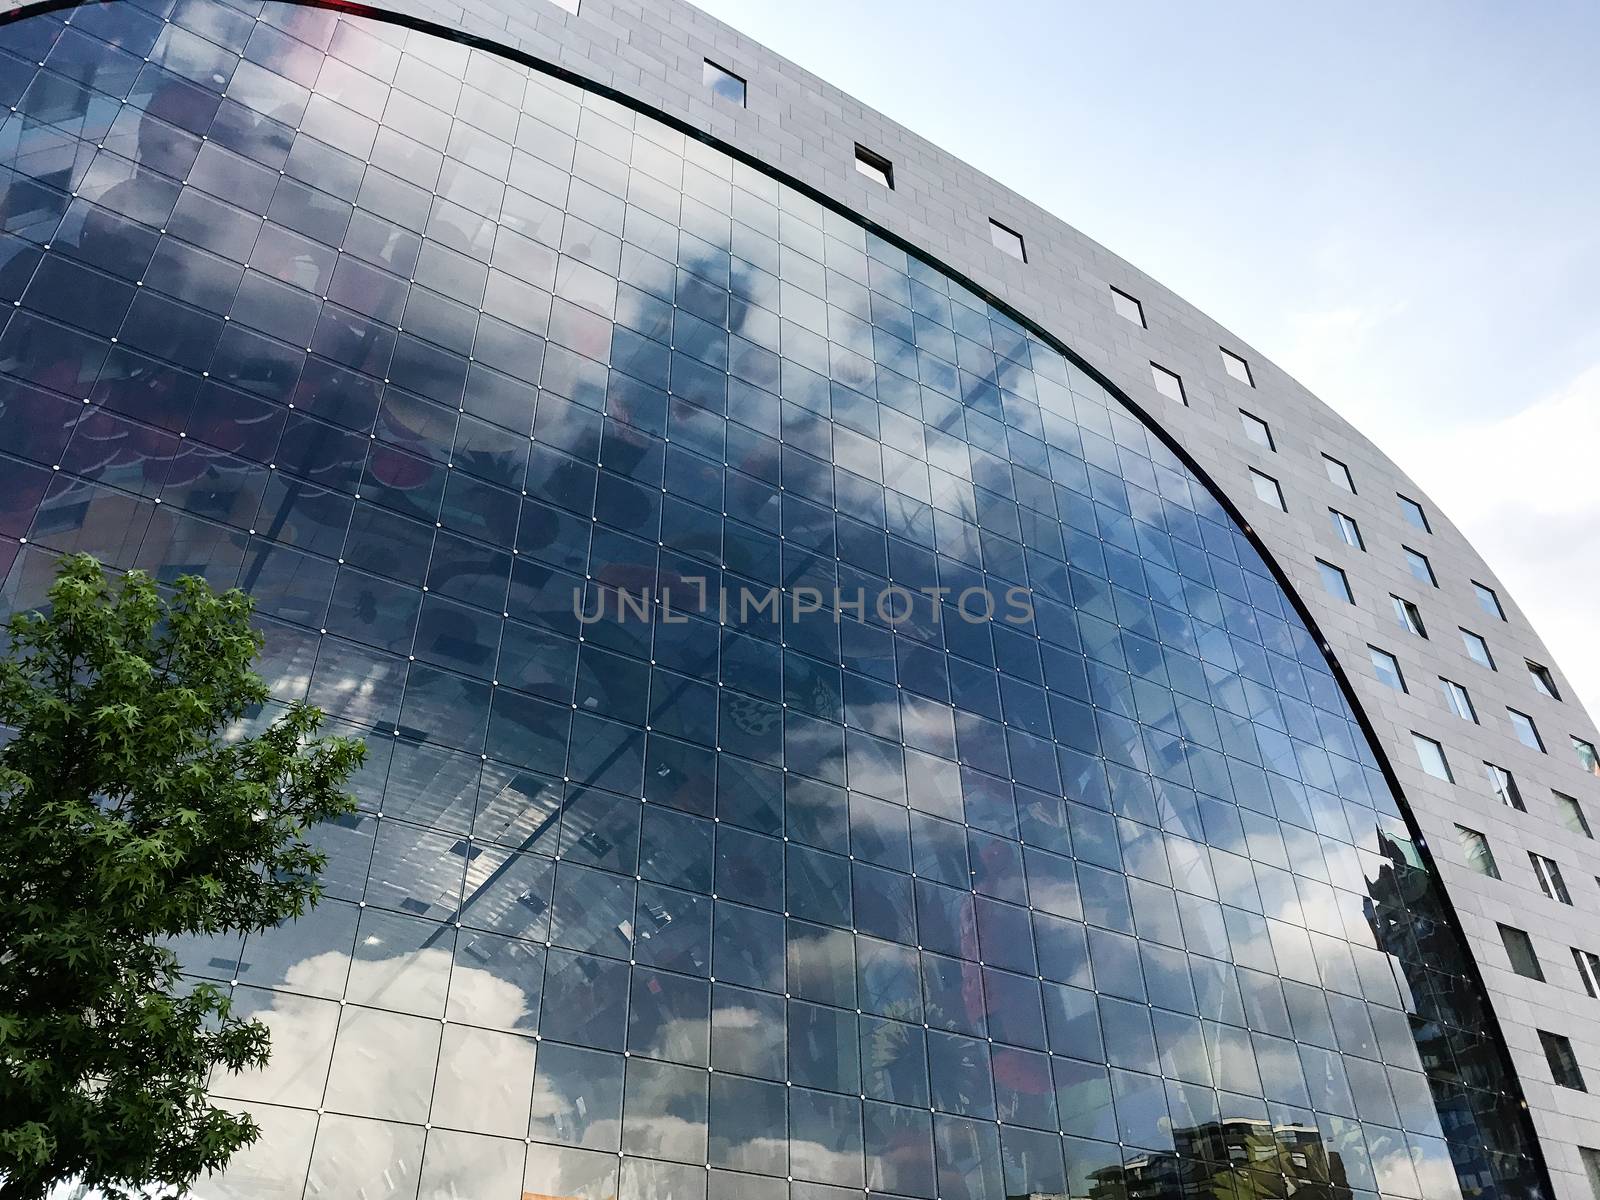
[0,555,364,1200]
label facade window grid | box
[0,6,1561,1198]
[1539,1030,1587,1091]
[1576,736,1600,778]
[1329,508,1364,550]
[1150,361,1186,404]
[1323,454,1356,493]
[1239,409,1274,450]
[1508,708,1546,753]
[1484,762,1525,811]
[1456,825,1500,878]
[1220,346,1254,385]
[1497,924,1543,981]
[1530,853,1573,905]
[1393,595,1428,638]
[988,218,1026,261]
[702,58,747,105]
[1462,628,1496,670]
[1316,559,1353,604]
[1574,948,1600,999]
[1440,679,1477,723]
[1557,792,1594,839]
[1528,661,1561,701]
[1473,581,1506,621]
[1250,468,1285,511]
[1369,646,1407,692]
[853,144,894,189]
[1398,494,1431,532]
[1403,546,1436,587]
[1110,285,1146,327]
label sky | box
[693,0,1600,721]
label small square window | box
[1556,792,1593,839]
[1370,646,1406,692]
[1111,286,1145,327]
[1329,509,1364,550]
[1220,347,1254,386]
[1530,853,1573,905]
[1461,628,1495,670]
[1250,469,1285,511]
[548,0,580,12]
[1484,762,1524,810]
[1498,925,1544,981]
[1539,1030,1586,1090]
[1316,559,1353,604]
[1575,736,1600,777]
[1398,494,1430,532]
[703,59,747,105]
[1150,363,1186,405]
[1573,949,1600,998]
[1528,661,1561,701]
[1508,708,1546,752]
[1393,595,1427,638]
[854,144,893,189]
[1455,825,1499,878]
[1472,581,1505,621]
[989,219,1026,262]
[1239,410,1274,450]
[1413,732,1453,782]
[1323,454,1355,493]
[1440,679,1477,723]
[1403,547,1436,587]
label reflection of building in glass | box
[0,1,1579,1198]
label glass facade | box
[0,3,1547,1199]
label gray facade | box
[1,0,1597,1197]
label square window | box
[1508,708,1545,752]
[1455,825,1499,878]
[1472,581,1505,621]
[1484,762,1524,811]
[1556,792,1593,839]
[1239,410,1273,449]
[1150,363,1186,405]
[1392,595,1427,638]
[548,0,580,12]
[1111,286,1145,327]
[1440,679,1477,723]
[1323,454,1355,493]
[1575,736,1600,777]
[1250,469,1285,511]
[1573,949,1600,998]
[1530,853,1572,905]
[854,145,893,189]
[1403,547,1436,587]
[1220,347,1253,386]
[703,59,747,105]
[1412,732,1453,782]
[1316,559,1352,603]
[1498,924,1543,981]
[1398,494,1430,532]
[989,219,1026,262]
[1528,661,1561,700]
[1461,628,1495,670]
[1329,509,1364,550]
[1370,646,1406,692]
[1539,1030,1586,1090]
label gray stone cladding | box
[8,0,1598,1192]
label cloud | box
[1395,362,1600,722]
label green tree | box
[0,555,365,1200]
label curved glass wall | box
[0,3,1545,1198]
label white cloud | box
[1395,363,1600,722]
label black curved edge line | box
[0,0,1556,1187]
